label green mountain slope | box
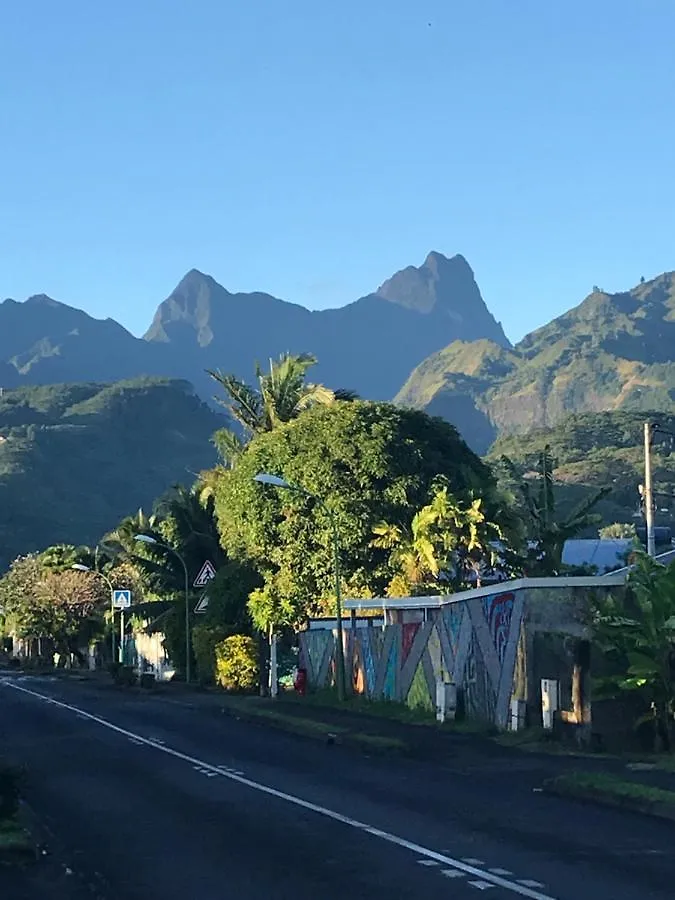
[488,410,675,530]
[0,378,223,570]
[396,271,675,452]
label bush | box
[192,624,230,684]
[0,762,21,820]
[215,635,259,692]
[112,665,137,687]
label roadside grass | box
[0,817,33,856]
[547,770,675,815]
[282,688,498,735]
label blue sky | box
[2,0,675,343]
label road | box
[2,675,675,900]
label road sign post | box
[112,591,132,664]
[193,562,216,614]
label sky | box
[2,1,675,343]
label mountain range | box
[3,252,675,452]
[0,252,507,407]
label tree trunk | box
[572,639,591,747]
[258,630,269,697]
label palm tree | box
[208,353,355,465]
[500,446,609,575]
[372,486,505,596]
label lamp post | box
[134,535,191,684]
[253,472,346,701]
[72,564,116,662]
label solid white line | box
[3,681,557,900]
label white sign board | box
[194,593,209,614]
[193,560,216,588]
[113,589,132,609]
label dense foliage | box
[489,411,675,533]
[593,557,675,750]
[0,378,222,571]
[214,400,509,630]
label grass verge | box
[546,771,675,821]
[0,817,35,863]
[218,695,409,754]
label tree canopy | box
[214,400,508,630]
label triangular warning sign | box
[193,560,216,587]
[194,593,209,614]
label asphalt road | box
[2,675,675,900]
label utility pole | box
[644,421,656,557]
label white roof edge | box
[343,575,626,611]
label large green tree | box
[0,555,106,658]
[214,400,510,632]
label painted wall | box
[300,589,523,727]
[299,585,621,727]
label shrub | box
[112,665,137,687]
[192,624,230,684]
[215,635,259,692]
[0,762,21,820]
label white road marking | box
[3,681,557,900]
[518,882,546,890]
[442,869,466,879]
[469,881,496,890]
[417,859,439,866]
[462,858,486,865]
[489,868,513,876]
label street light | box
[253,472,346,701]
[71,564,117,662]
[134,535,191,684]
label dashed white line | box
[442,869,466,879]
[489,868,513,876]
[462,858,486,866]
[417,859,439,867]
[518,882,546,890]
[3,680,557,900]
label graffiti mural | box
[299,590,524,727]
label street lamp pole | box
[644,422,656,558]
[134,536,191,684]
[253,473,346,701]
[71,564,116,661]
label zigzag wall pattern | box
[299,590,524,726]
